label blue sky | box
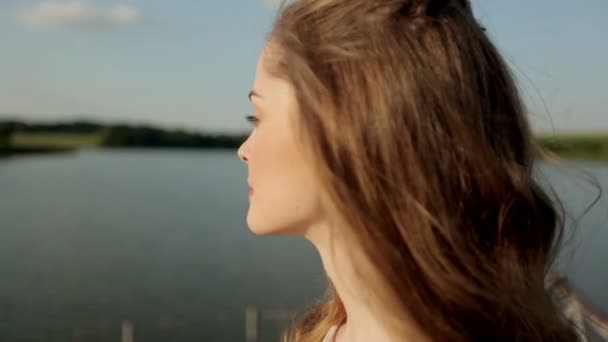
[0,0,606,134]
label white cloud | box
[16,1,141,30]
[109,4,140,25]
[261,0,286,9]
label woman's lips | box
[248,187,254,196]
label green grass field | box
[537,133,608,161]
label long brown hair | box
[266,0,579,340]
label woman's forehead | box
[253,44,287,91]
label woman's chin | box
[246,222,267,236]
[246,214,294,236]
[246,213,275,236]
[247,224,281,236]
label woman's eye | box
[245,115,259,127]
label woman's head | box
[239,0,577,340]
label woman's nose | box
[237,142,249,163]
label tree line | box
[0,120,248,149]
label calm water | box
[0,150,606,341]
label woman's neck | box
[304,223,400,342]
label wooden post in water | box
[121,321,134,342]
[245,306,259,342]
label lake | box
[0,150,606,341]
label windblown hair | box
[266,0,579,340]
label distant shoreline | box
[537,134,608,161]
[0,146,77,158]
[0,120,248,155]
[1,119,607,160]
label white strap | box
[322,325,339,342]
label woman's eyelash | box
[245,115,259,126]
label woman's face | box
[237,45,324,236]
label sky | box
[0,0,606,134]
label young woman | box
[238,0,580,340]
